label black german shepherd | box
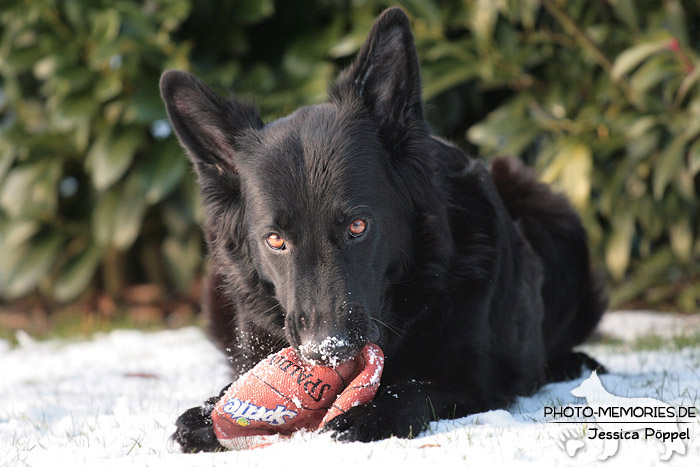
[160,7,607,452]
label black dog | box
[160,7,607,452]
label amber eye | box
[266,233,286,250]
[349,219,367,237]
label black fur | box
[160,7,607,451]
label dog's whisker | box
[261,303,281,315]
[370,316,405,337]
[273,338,288,352]
[387,277,420,285]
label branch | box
[541,0,639,108]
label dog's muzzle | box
[287,302,375,366]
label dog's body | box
[160,8,607,451]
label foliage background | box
[0,0,698,330]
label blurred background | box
[0,0,698,341]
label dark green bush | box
[451,0,700,310]
[0,0,698,311]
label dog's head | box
[160,8,427,365]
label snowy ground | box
[1,310,699,467]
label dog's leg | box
[547,351,607,382]
[321,381,485,442]
[172,384,231,452]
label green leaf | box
[0,220,39,255]
[87,126,144,191]
[423,61,479,101]
[467,98,539,156]
[0,160,61,216]
[237,0,274,23]
[629,55,674,97]
[0,144,17,181]
[688,139,700,176]
[282,20,344,79]
[54,91,99,121]
[90,8,121,44]
[605,212,634,281]
[519,0,541,30]
[675,65,700,106]
[0,233,64,300]
[624,115,657,140]
[609,248,675,308]
[94,71,123,102]
[470,0,498,48]
[611,40,670,82]
[669,217,692,263]
[608,0,639,33]
[400,0,442,32]
[634,197,664,241]
[664,0,689,48]
[140,138,187,205]
[540,141,593,209]
[92,190,119,247]
[92,174,147,251]
[163,231,201,290]
[677,283,700,313]
[624,116,659,161]
[124,84,168,124]
[599,158,633,216]
[653,135,686,199]
[3,45,44,74]
[53,242,102,303]
[155,0,192,29]
[53,66,93,93]
[0,221,41,290]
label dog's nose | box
[291,302,370,366]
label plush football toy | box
[211,343,384,450]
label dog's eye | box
[349,219,367,237]
[266,233,286,250]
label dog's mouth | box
[297,336,356,367]
[294,322,380,367]
[286,301,382,367]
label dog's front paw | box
[322,392,423,443]
[322,382,440,442]
[172,404,223,452]
[321,403,398,442]
[173,385,231,453]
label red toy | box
[212,343,384,450]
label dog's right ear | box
[330,7,425,153]
[159,70,262,175]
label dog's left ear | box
[330,7,425,150]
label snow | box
[1,311,699,466]
[596,310,700,342]
[299,336,351,367]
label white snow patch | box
[596,310,700,341]
[0,312,698,466]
